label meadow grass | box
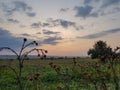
[0,58,120,90]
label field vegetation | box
[0,58,120,90]
[0,39,120,90]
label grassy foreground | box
[0,58,120,90]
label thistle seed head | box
[33,41,38,46]
[45,50,48,53]
[24,38,27,42]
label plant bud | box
[24,38,27,42]
[38,54,40,56]
[45,50,48,53]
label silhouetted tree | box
[88,41,120,90]
[88,40,112,59]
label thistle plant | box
[108,47,120,90]
[98,46,120,90]
[0,38,48,90]
[28,73,40,90]
[49,62,72,90]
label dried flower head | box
[24,55,27,57]
[35,73,40,77]
[115,46,120,51]
[34,76,38,80]
[33,41,38,46]
[29,77,33,81]
[53,65,57,69]
[43,55,46,58]
[49,62,53,66]
[35,42,38,46]
[95,62,100,67]
[73,59,77,65]
[56,85,62,90]
[38,54,40,56]
[33,41,36,43]
[24,38,27,42]
[55,67,60,71]
[45,50,48,53]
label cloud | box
[20,33,41,40]
[26,12,36,17]
[100,8,120,16]
[13,1,32,11]
[31,18,80,30]
[74,0,120,18]
[84,0,100,4]
[31,22,41,28]
[31,22,51,28]
[7,18,19,23]
[86,0,120,8]
[84,0,92,4]
[79,28,120,39]
[42,36,63,45]
[20,32,61,44]
[74,5,93,18]
[43,29,60,35]
[59,19,76,28]
[101,0,120,8]
[0,28,22,49]
[49,19,78,29]
[48,18,81,30]
[21,33,31,37]
[74,5,98,18]
[42,23,50,27]
[0,28,63,50]
[58,19,83,30]
[99,0,120,15]
[0,1,36,17]
[60,8,69,12]
[19,25,26,28]
[0,18,4,23]
[36,32,41,34]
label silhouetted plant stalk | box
[49,62,73,90]
[77,60,111,90]
[110,47,120,90]
[94,62,108,90]
[27,73,40,90]
[99,46,120,90]
[0,38,48,90]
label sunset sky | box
[0,0,120,56]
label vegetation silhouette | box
[0,40,120,90]
[88,40,120,90]
[88,40,112,60]
[0,38,48,90]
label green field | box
[0,58,120,90]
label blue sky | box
[0,0,120,56]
